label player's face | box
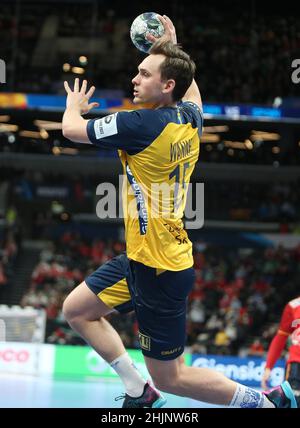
[132,54,168,104]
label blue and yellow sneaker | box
[263,380,298,408]
[116,382,167,408]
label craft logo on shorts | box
[0,59,6,84]
[161,346,182,356]
[138,332,151,351]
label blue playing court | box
[0,374,222,408]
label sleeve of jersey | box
[180,101,204,136]
[265,333,288,369]
[265,304,293,369]
[278,304,294,335]
[86,110,163,152]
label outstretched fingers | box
[64,81,71,94]
[86,85,96,99]
[80,79,87,95]
[74,77,80,92]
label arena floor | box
[0,373,221,408]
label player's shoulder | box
[179,100,203,118]
[118,108,165,136]
[288,296,300,309]
[178,101,203,131]
[119,108,164,122]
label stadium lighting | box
[7,134,15,144]
[272,146,280,154]
[0,124,18,132]
[34,120,62,130]
[244,139,254,150]
[203,125,229,133]
[224,141,246,149]
[40,129,49,139]
[63,63,71,72]
[201,133,220,143]
[19,130,44,138]
[72,67,85,74]
[0,115,10,122]
[79,56,88,65]
[250,131,280,141]
[52,147,61,155]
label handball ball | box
[130,12,165,53]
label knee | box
[62,295,79,324]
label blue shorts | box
[85,254,195,361]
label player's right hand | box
[146,15,177,45]
[64,78,99,115]
[261,368,271,390]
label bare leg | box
[144,355,237,405]
[63,281,126,362]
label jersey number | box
[169,162,190,212]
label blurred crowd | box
[1,1,299,103]
[19,233,300,356]
[3,170,300,228]
[0,225,19,293]
[187,243,300,356]
[205,180,300,226]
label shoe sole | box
[152,397,167,408]
[281,381,297,408]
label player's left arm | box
[149,15,203,111]
[182,79,202,111]
[62,78,99,143]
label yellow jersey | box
[87,101,203,270]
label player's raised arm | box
[182,79,202,111]
[62,78,99,143]
[147,15,202,111]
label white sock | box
[229,384,275,408]
[110,352,146,397]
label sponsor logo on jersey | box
[94,113,118,139]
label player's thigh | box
[130,262,195,360]
[63,281,113,320]
[64,254,133,320]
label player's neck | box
[154,101,177,109]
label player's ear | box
[162,79,175,94]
